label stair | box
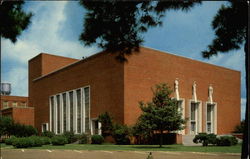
[182,135,202,146]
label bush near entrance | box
[193,133,238,146]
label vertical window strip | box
[50,96,54,132]
[69,91,74,132]
[77,89,81,134]
[56,95,60,134]
[84,87,90,133]
[63,93,67,133]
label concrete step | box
[182,135,202,146]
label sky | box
[1,1,246,120]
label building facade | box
[29,47,240,137]
[0,95,34,126]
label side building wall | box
[29,52,125,133]
[124,47,241,135]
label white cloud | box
[2,1,98,96]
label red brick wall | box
[0,95,29,109]
[1,107,34,126]
[123,47,240,134]
[29,52,124,132]
[29,47,240,135]
[28,53,79,107]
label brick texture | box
[29,47,240,135]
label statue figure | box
[192,81,197,102]
[175,78,180,100]
[208,84,213,104]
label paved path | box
[0,149,240,159]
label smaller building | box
[0,95,34,126]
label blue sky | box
[1,1,246,120]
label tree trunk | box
[241,36,249,158]
[159,130,163,148]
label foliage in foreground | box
[0,116,38,137]
[134,83,185,147]
[63,131,78,144]
[193,133,238,146]
[112,124,131,145]
[193,133,217,146]
[98,112,113,137]
[51,136,68,146]
[91,135,104,144]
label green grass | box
[0,143,241,153]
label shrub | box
[11,124,38,137]
[113,124,130,145]
[5,136,17,145]
[41,131,55,138]
[51,135,67,145]
[216,136,238,146]
[12,137,33,148]
[98,112,114,137]
[63,131,77,144]
[78,133,88,144]
[193,133,217,146]
[41,137,51,145]
[29,136,43,147]
[91,135,104,144]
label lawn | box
[0,143,241,153]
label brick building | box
[0,95,34,126]
[29,47,240,139]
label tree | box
[134,83,185,147]
[97,112,113,137]
[201,1,248,158]
[0,0,32,43]
[79,1,201,61]
[0,116,14,137]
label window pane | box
[207,105,212,122]
[57,95,60,134]
[50,96,54,133]
[77,89,81,133]
[84,87,90,133]
[69,91,73,132]
[207,123,211,133]
[191,122,196,132]
[191,103,196,120]
[63,93,67,132]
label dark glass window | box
[77,89,81,133]
[63,93,67,132]
[69,91,74,131]
[84,87,90,133]
[57,95,60,134]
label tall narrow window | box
[84,87,90,133]
[63,93,67,132]
[76,89,81,133]
[56,95,60,134]
[207,104,214,133]
[69,91,74,131]
[190,103,196,134]
[50,96,54,133]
